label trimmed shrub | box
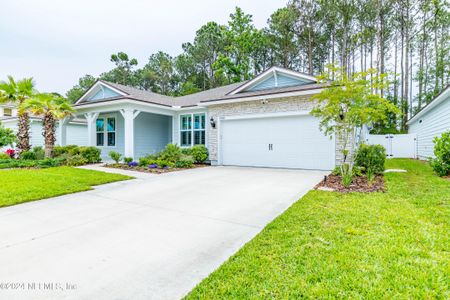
[109,151,122,164]
[175,155,194,168]
[191,145,208,163]
[0,153,11,160]
[32,146,45,160]
[66,154,88,167]
[79,147,101,163]
[124,157,133,164]
[37,158,63,168]
[156,159,174,168]
[430,131,450,176]
[53,145,79,157]
[159,144,182,164]
[181,148,193,156]
[355,144,386,175]
[20,150,37,160]
[430,157,449,177]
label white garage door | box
[221,114,335,170]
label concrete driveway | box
[0,166,327,300]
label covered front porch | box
[65,102,175,160]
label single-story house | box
[0,104,88,149]
[71,66,339,170]
[407,85,450,159]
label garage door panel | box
[221,115,334,170]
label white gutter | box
[197,88,324,107]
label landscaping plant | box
[0,124,16,148]
[191,145,209,163]
[108,151,122,164]
[355,144,386,183]
[0,76,36,152]
[159,143,182,164]
[21,93,74,158]
[311,66,398,186]
[430,131,450,177]
[124,157,133,164]
[32,146,45,160]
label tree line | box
[67,1,450,132]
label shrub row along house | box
[70,67,337,170]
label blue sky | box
[0,0,287,95]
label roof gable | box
[228,67,317,95]
[76,81,128,104]
[88,86,121,101]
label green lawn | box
[186,159,450,299]
[0,167,132,207]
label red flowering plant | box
[5,149,16,159]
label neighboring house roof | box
[74,66,324,109]
[407,85,450,125]
[0,116,87,125]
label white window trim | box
[179,113,206,147]
[96,114,117,147]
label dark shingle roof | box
[75,77,325,108]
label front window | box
[3,108,12,117]
[96,117,116,147]
[180,113,205,146]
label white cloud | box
[0,0,286,94]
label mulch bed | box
[104,163,209,174]
[315,174,385,193]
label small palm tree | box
[22,93,75,158]
[0,76,36,152]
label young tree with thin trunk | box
[311,65,399,186]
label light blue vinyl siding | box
[97,113,125,160]
[1,120,88,148]
[134,112,172,159]
[88,86,121,101]
[248,72,310,92]
[66,124,88,146]
[409,95,450,159]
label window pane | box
[181,131,191,147]
[194,130,205,145]
[3,108,12,116]
[96,133,104,146]
[107,118,115,132]
[181,115,192,130]
[107,132,115,146]
[194,114,205,129]
[96,119,104,132]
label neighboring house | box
[407,85,450,159]
[73,66,337,170]
[0,103,88,149]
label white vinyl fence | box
[366,134,417,158]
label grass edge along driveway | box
[0,166,132,207]
[185,159,449,299]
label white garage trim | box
[217,112,335,170]
[220,110,311,121]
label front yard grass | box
[0,167,132,207]
[186,159,449,299]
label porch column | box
[120,109,141,159]
[85,112,99,146]
[58,117,71,146]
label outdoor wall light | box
[210,117,216,129]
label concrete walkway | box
[0,166,327,300]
